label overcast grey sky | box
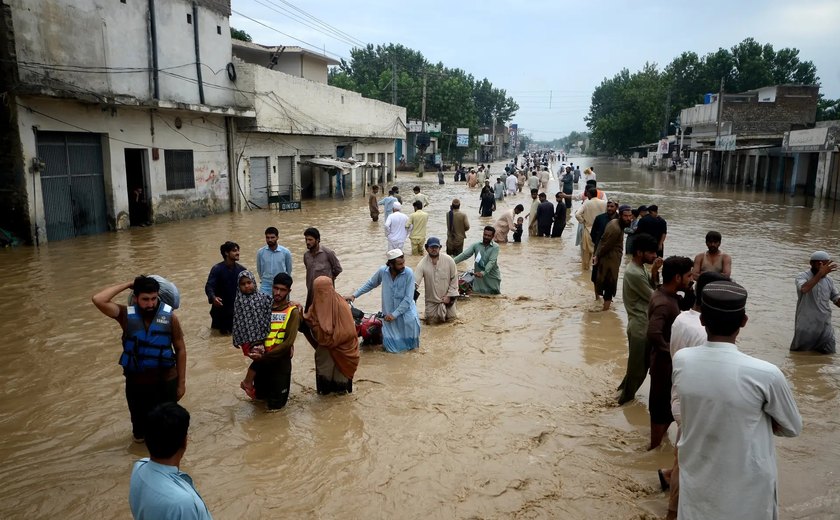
[231,0,840,140]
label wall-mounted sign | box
[456,128,469,147]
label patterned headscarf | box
[232,270,272,347]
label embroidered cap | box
[701,280,747,313]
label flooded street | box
[2,158,839,519]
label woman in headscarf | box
[232,270,272,398]
[303,276,360,395]
[479,186,496,217]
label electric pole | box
[492,111,497,161]
[392,60,397,105]
[418,72,427,177]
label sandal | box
[240,381,256,399]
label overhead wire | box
[231,9,349,61]
[248,0,366,49]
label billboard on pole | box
[510,124,518,151]
[456,128,469,147]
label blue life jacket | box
[120,303,175,372]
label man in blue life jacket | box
[93,275,187,443]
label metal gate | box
[249,156,269,207]
[276,156,293,200]
[37,132,108,241]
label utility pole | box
[491,111,497,161]
[418,72,427,177]
[663,89,671,137]
[391,60,397,105]
[715,77,725,179]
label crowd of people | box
[90,151,838,519]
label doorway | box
[125,148,151,226]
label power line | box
[247,0,364,49]
[231,9,349,61]
[261,0,367,48]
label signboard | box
[456,128,469,147]
[783,127,836,152]
[280,201,301,211]
[715,134,737,151]
[434,153,442,165]
[407,120,442,133]
[657,139,670,156]
[510,124,518,151]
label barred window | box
[164,150,195,190]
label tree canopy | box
[230,27,252,42]
[586,38,821,155]
[328,43,518,151]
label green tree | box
[230,27,252,42]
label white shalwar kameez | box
[673,342,802,520]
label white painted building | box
[1,0,253,243]
[230,49,405,205]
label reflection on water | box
[1,158,838,518]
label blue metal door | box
[37,132,107,241]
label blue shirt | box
[256,245,293,294]
[353,266,420,352]
[379,196,398,217]
[129,459,212,520]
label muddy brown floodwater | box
[1,158,839,519]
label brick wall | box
[725,85,818,136]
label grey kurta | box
[791,270,840,353]
[415,253,459,323]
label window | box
[186,13,192,24]
[217,25,222,35]
[164,150,195,190]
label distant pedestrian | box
[505,172,518,196]
[378,190,398,217]
[791,250,840,353]
[369,185,381,221]
[302,228,342,310]
[205,241,246,335]
[406,200,429,255]
[551,192,567,238]
[535,193,554,237]
[593,205,633,311]
[412,185,430,208]
[384,201,409,251]
[637,204,667,257]
[526,189,540,237]
[494,177,505,201]
[256,226,292,295]
[446,198,470,256]
[479,186,496,217]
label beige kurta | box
[415,253,459,323]
[575,198,607,268]
[493,209,517,243]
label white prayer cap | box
[392,201,402,211]
[811,250,831,261]
[386,249,404,261]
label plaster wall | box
[16,96,230,243]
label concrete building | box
[230,52,405,204]
[680,85,819,194]
[782,121,840,198]
[0,0,253,244]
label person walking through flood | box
[673,280,801,520]
[92,275,186,442]
[378,189,398,217]
[204,241,246,335]
[303,276,359,394]
[255,227,292,295]
[647,256,694,450]
[617,234,661,405]
[535,193,555,237]
[692,231,732,278]
[575,188,607,270]
[406,200,429,255]
[592,205,632,311]
[302,227,343,311]
[248,272,299,411]
[551,192,567,238]
[446,198,470,256]
[414,237,459,324]
[368,185,381,222]
[454,226,501,295]
[384,201,409,253]
[493,204,524,243]
[347,249,421,353]
[526,189,540,237]
[479,186,496,218]
[791,250,840,354]
[231,271,272,399]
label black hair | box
[706,230,722,242]
[220,241,239,258]
[133,275,160,296]
[555,191,563,197]
[484,225,496,234]
[538,192,547,199]
[413,186,420,192]
[303,227,320,241]
[145,403,189,459]
[586,187,598,199]
[662,256,694,283]
[413,200,423,210]
[265,226,279,236]
[273,272,293,288]
[633,233,658,253]
[702,306,745,336]
[514,204,524,212]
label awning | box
[300,158,382,174]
